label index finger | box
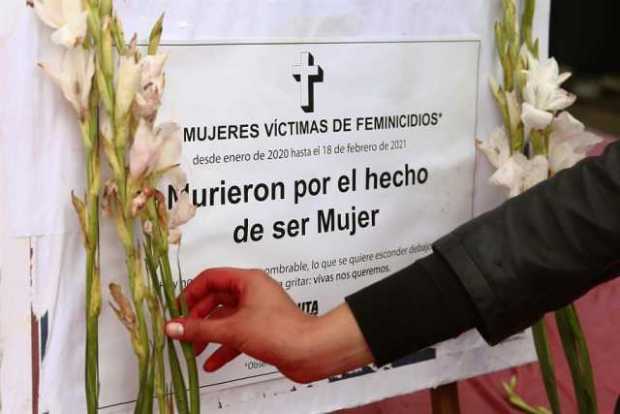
[180,267,251,310]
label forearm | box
[302,304,375,380]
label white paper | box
[102,38,481,409]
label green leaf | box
[167,339,190,414]
[532,320,562,414]
[555,306,598,414]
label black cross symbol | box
[292,52,324,113]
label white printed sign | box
[0,2,551,413]
[98,39,481,409]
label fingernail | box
[166,322,184,338]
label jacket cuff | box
[345,252,477,366]
[433,233,503,344]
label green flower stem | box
[555,306,598,414]
[81,106,101,414]
[160,255,200,414]
[168,338,190,414]
[530,129,548,157]
[94,0,154,406]
[124,236,152,413]
[144,238,171,414]
[153,316,169,414]
[78,5,105,413]
[532,320,562,414]
[142,356,155,414]
[144,208,192,414]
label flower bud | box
[101,17,114,80]
[109,283,136,331]
[115,54,142,122]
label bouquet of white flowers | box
[481,1,600,413]
[32,0,201,412]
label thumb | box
[165,317,233,345]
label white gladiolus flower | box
[33,0,88,47]
[115,55,143,118]
[134,54,168,122]
[548,112,602,175]
[523,82,576,113]
[40,47,95,120]
[522,53,576,114]
[169,192,197,229]
[490,153,549,198]
[129,120,183,180]
[522,48,572,89]
[477,127,510,169]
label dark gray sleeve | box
[346,253,477,365]
[435,141,620,344]
[346,142,620,365]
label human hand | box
[164,268,374,383]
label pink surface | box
[338,139,620,413]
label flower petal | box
[61,0,83,21]
[558,72,572,85]
[521,102,553,132]
[549,142,582,175]
[99,109,113,142]
[522,155,549,191]
[552,111,584,135]
[490,155,526,198]
[50,10,87,47]
[129,120,160,180]
[477,127,510,169]
[154,123,182,172]
[40,47,94,117]
[134,54,168,121]
[548,112,602,174]
[168,228,182,245]
[170,192,196,229]
[546,88,576,112]
[33,0,64,29]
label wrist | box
[299,303,374,382]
